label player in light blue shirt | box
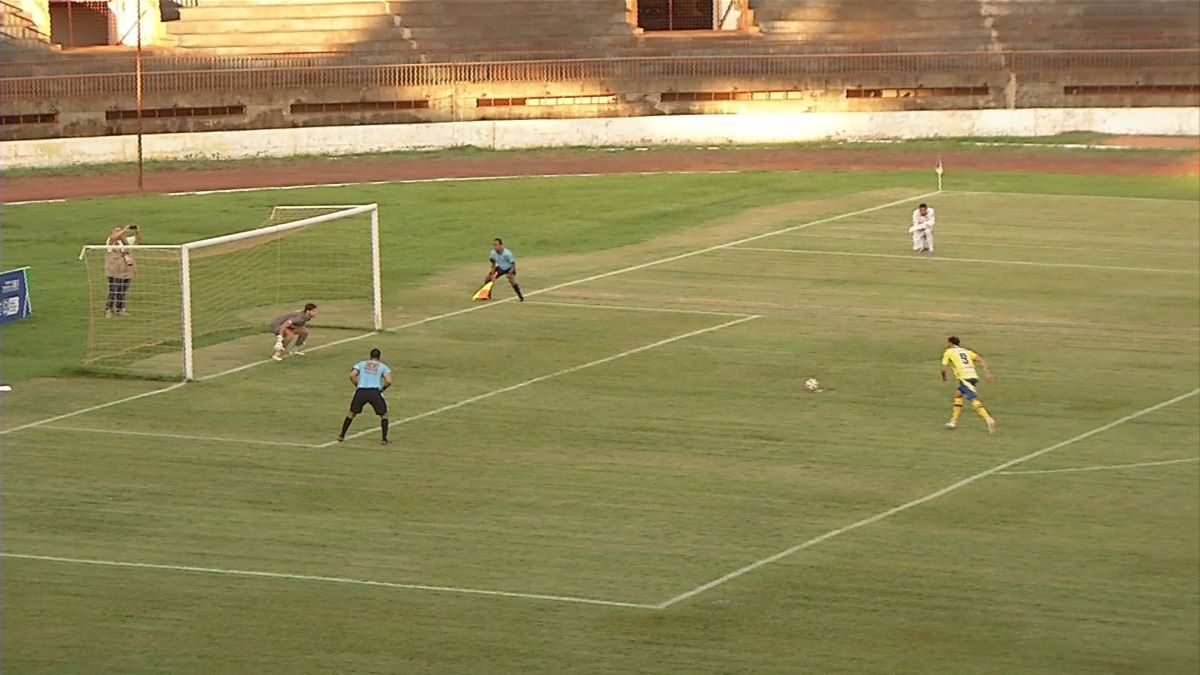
[337,348,394,445]
[486,237,524,302]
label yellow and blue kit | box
[942,346,982,400]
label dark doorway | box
[49,1,115,47]
[637,0,714,32]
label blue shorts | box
[956,379,980,401]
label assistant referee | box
[337,348,394,445]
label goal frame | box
[79,203,382,381]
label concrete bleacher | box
[983,0,1200,50]
[162,0,637,56]
[392,0,636,57]
[748,0,996,52]
[164,0,401,53]
[748,0,1200,53]
[154,0,1200,58]
[0,0,56,54]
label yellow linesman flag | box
[472,280,494,301]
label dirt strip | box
[3,145,1197,203]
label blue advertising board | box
[0,267,32,324]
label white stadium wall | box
[3,107,1198,169]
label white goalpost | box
[78,204,382,380]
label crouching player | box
[271,303,317,361]
[337,348,393,445]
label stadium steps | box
[388,0,636,57]
[165,0,407,52]
[748,0,996,52]
[982,0,1200,50]
[1,1,58,51]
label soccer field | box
[2,170,1198,672]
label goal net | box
[79,204,382,380]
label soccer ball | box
[804,378,820,392]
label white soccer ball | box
[804,378,820,392]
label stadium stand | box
[748,0,1200,52]
[0,0,1196,140]
[984,0,1200,50]
[161,0,638,57]
[163,0,401,53]
[393,0,636,58]
[750,0,996,52]
[0,0,55,51]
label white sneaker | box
[104,309,114,318]
[271,351,284,362]
[945,421,958,429]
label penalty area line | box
[0,553,658,610]
[728,247,1199,275]
[527,300,756,318]
[655,387,1200,609]
[997,457,1199,475]
[37,425,317,449]
[325,315,761,446]
[0,383,187,436]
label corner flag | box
[935,156,944,191]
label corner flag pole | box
[935,156,944,192]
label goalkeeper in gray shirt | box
[271,303,318,361]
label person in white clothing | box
[909,203,935,256]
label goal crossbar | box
[184,203,378,251]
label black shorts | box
[495,267,515,277]
[350,388,387,415]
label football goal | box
[78,204,382,380]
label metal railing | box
[2,49,1196,100]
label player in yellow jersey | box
[940,336,997,433]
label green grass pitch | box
[1,168,1198,673]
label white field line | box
[3,171,741,206]
[528,300,755,317]
[2,190,928,435]
[324,315,761,446]
[782,232,1194,256]
[0,553,657,610]
[729,247,1199,275]
[941,190,1198,204]
[0,383,187,436]
[858,139,1154,151]
[656,387,1200,609]
[997,457,1199,475]
[38,425,316,449]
